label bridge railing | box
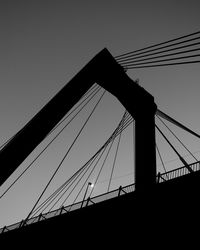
[1,160,200,234]
[158,160,200,182]
[0,183,135,234]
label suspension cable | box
[47,84,100,135]
[29,111,134,216]
[27,110,133,216]
[32,146,103,216]
[23,90,106,222]
[156,109,200,139]
[119,54,200,68]
[115,31,200,59]
[30,151,99,216]
[48,140,113,212]
[65,117,128,208]
[156,124,193,173]
[156,144,169,180]
[67,112,128,208]
[115,31,200,70]
[107,111,126,192]
[0,87,101,200]
[88,134,116,198]
[0,134,16,151]
[71,137,115,208]
[0,84,98,152]
[0,85,97,155]
[119,48,200,66]
[117,42,200,63]
[61,142,110,209]
[125,60,200,69]
[46,113,131,212]
[156,115,198,161]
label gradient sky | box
[0,0,200,227]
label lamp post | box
[81,182,94,208]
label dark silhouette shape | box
[1,48,200,247]
[0,48,157,191]
[1,171,200,247]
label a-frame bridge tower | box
[1,48,200,247]
[0,48,157,191]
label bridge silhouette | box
[1,159,200,235]
[1,31,200,246]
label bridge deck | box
[1,160,200,234]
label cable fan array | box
[1,83,200,221]
[27,110,132,219]
[0,84,134,221]
[0,84,102,199]
[26,107,200,220]
[115,30,200,69]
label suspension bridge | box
[1,30,200,244]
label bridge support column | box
[134,101,157,192]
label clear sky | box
[0,0,200,227]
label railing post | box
[86,197,90,207]
[38,213,46,222]
[157,172,161,183]
[19,219,25,228]
[118,186,122,196]
[38,213,42,222]
[59,206,64,215]
[2,226,7,233]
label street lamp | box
[81,182,94,208]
